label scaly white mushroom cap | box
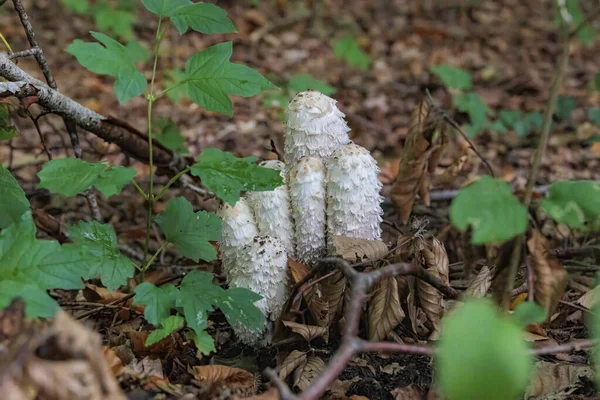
[326,144,383,243]
[284,90,351,168]
[229,235,289,345]
[246,160,295,257]
[289,156,327,264]
[217,198,258,276]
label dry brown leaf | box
[391,99,438,224]
[525,361,595,399]
[102,346,124,377]
[293,357,325,391]
[323,269,347,328]
[304,282,329,331]
[463,266,493,298]
[289,257,310,284]
[192,365,255,393]
[576,285,600,309]
[83,284,145,314]
[432,155,469,187]
[417,238,449,339]
[279,350,308,380]
[326,377,362,399]
[331,236,388,262]
[242,387,280,400]
[392,385,426,399]
[368,276,406,341]
[527,230,568,317]
[282,321,328,343]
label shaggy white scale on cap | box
[246,160,295,257]
[326,144,383,243]
[289,156,327,264]
[284,90,351,167]
[217,198,258,276]
[228,236,289,345]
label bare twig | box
[266,258,456,400]
[7,47,41,59]
[531,338,598,356]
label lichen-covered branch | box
[0,55,178,167]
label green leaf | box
[431,64,472,91]
[511,302,547,327]
[450,176,528,244]
[69,221,134,290]
[454,93,491,129]
[126,40,150,64]
[288,74,336,95]
[216,287,264,331]
[263,92,290,109]
[0,165,30,229]
[190,148,284,205]
[164,68,189,103]
[66,32,147,104]
[37,158,135,198]
[555,95,576,120]
[332,35,370,71]
[437,299,532,400]
[153,118,189,154]
[133,282,179,327]
[146,315,185,346]
[178,271,263,355]
[142,0,190,17]
[499,109,521,128]
[0,212,92,318]
[155,197,221,262]
[185,42,276,116]
[95,4,136,40]
[595,72,600,91]
[61,0,92,13]
[586,134,600,144]
[515,111,545,137]
[588,107,600,126]
[486,120,507,134]
[541,180,600,230]
[0,104,18,140]
[0,281,59,319]
[168,2,236,35]
[561,0,596,45]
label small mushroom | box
[217,198,258,276]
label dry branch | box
[0,55,179,167]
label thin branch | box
[531,338,598,356]
[7,47,40,59]
[266,258,456,400]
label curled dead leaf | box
[432,154,469,187]
[289,257,310,284]
[102,346,124,377]
[463,266,493,298]
[293,357,325,391]
[576,285,600,309]
[282,321,328,343]
[279,350,308,380]
[368,277,406,341]
[304,282,329,331]
[525,361,594,400]
[331,236,388,262]
[527,230,568,317]
[192,365,255,393]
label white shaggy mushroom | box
[284,90,352,168]
[228,235,289,345]
[216,198,258,276]
[289,156,327,264]
[326,143,383,244]
[245,160,295,257]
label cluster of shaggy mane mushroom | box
[218,90,383,345]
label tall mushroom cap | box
[284,90,351,168]
[246,160,295,257]
[229,235,289,345]
[217,198,258,276]
[289,156,327,264]
[326,143,383,243]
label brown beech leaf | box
[331,236,388,262]
[282,321,328,343]
[416,238,448,339]
[289,257,310,284]
[293,357,325,391]
[463,266,493,298]
[103,346,124,377]
[433,154,469,187]
[279,350,308,380]
[391,384,426,399]
[576,285,600,309]
[323,269,347,327]
[524,361,594,399]
[304,282,329,331]
[368,276,406,341]
[527,230,568,317]
[243,387,280,400]
[192,365,255,392]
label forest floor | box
[1,0,600,399]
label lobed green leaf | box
[431,64,472,91]
[133,282,179,327]
[146,315,185,346]
[541,180,600,231]
[0,165,30,229]
[332,36,370,71]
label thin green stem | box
[143,16,165,264]
[155,166,191,201]
[131,179,148,200]
[144,241,168,272]
[156,81,186,100]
